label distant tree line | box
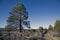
[39,20,60,33]
[48,20,60,33]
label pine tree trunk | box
[20,20,22,32]
[19,14,22,32]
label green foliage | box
[39,27,43,32]
[6,3,30,32]
[54,20,60,32]
[48,25,53,31]
[12,3,26,13]
[7,16,15,22]
[5,25,15,32]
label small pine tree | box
[48,25,53,31]
[54,20,60,32]
[39,27,43,32]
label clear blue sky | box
[0,0,60,29]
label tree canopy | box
[54,20,60,32]
[5,3,30,32]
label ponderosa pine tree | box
[6,3,30,32]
